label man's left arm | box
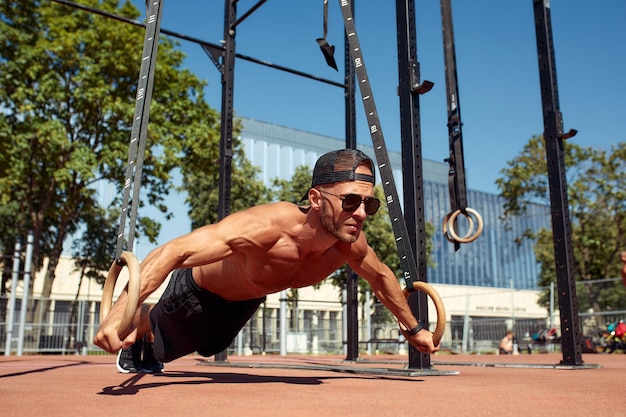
[348,244,438,354]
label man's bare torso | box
[192,202,363,300]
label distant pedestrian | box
[499,330,514,355]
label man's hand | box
[94,294,138,353]
[407,329,439,354]
[399,323,440,354]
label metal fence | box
[7,295,618,356]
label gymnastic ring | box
[100,251,141,338]
[444,208,483,244]
[442,210,475,244]
[401,281,446,346]
[447,208,483,243]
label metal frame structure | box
[532,0,582,366]
[395,0,432,370]
[48,0,587,369]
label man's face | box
[318,164,375,243]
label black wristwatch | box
[406,322,424,336]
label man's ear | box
[309,188,322,210]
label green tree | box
[182,135,271,228]
[496,136,626,314]
[271,165,312,204]
[0,0,220,313]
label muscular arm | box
[348,242,438,354]
[95,205,280,352]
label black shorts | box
[150,268,265,363]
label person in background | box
[499,330,514,355]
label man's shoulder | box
[229,202,304,231]
[244,201,302,217]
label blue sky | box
[124,0,625,256]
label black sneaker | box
[116,341,142,374]
[141,339,164,373]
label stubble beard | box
[320,209,359,243]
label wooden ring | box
[444,208,483,244]
[402,281,446,346]
[100,252,141,338]
[442,210,475,243]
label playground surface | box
[1,352,623,417]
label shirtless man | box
[94,149,439,372]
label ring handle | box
[442,210,475,243]
[402,281,446,346]
[443,207,484,244]
[100,251,141,338]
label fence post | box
[279,290,287,355]
[365,290,372,355]
[4,240,21,356]
[16,231,34,356]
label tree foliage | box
[182,133,271,229]
[0,0,221,300]
[496,136,626,313]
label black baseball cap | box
[300,149,376,202]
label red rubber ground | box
[1,353,622,416]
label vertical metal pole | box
[279,290,287,355]
[218,0,236,222]
[549,281,555,329]
[344,0,360,362]
[396,0,431,369]
[365,290,372,355]
[532,0,582,365]
[462,293,470,353]
[17,231,34,356]
[345,271,359,360]
[214,0,237,362]
[4,240,21,356]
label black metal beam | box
[396,0,431,370]
[213,0,238,363]
[532,0,582,366]
[343,0,360,361]
[51,0,346,89]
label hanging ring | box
[443,207,483,244]
[402,281,446,346]
[100,252,141,338]
[442,210,475,243]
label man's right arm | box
[94,206,279,353]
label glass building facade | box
[239,117,550,290]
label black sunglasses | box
[317,190,381,215]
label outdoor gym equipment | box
[98,0,164,336]
[440,0,482,247]
[338,0,446,342]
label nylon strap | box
[321,0,329,39]
[441,0,468,236]
[338,0,419,290]
[115,0,164,260]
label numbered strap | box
[337,0,419,289]
[115,0,164,259]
